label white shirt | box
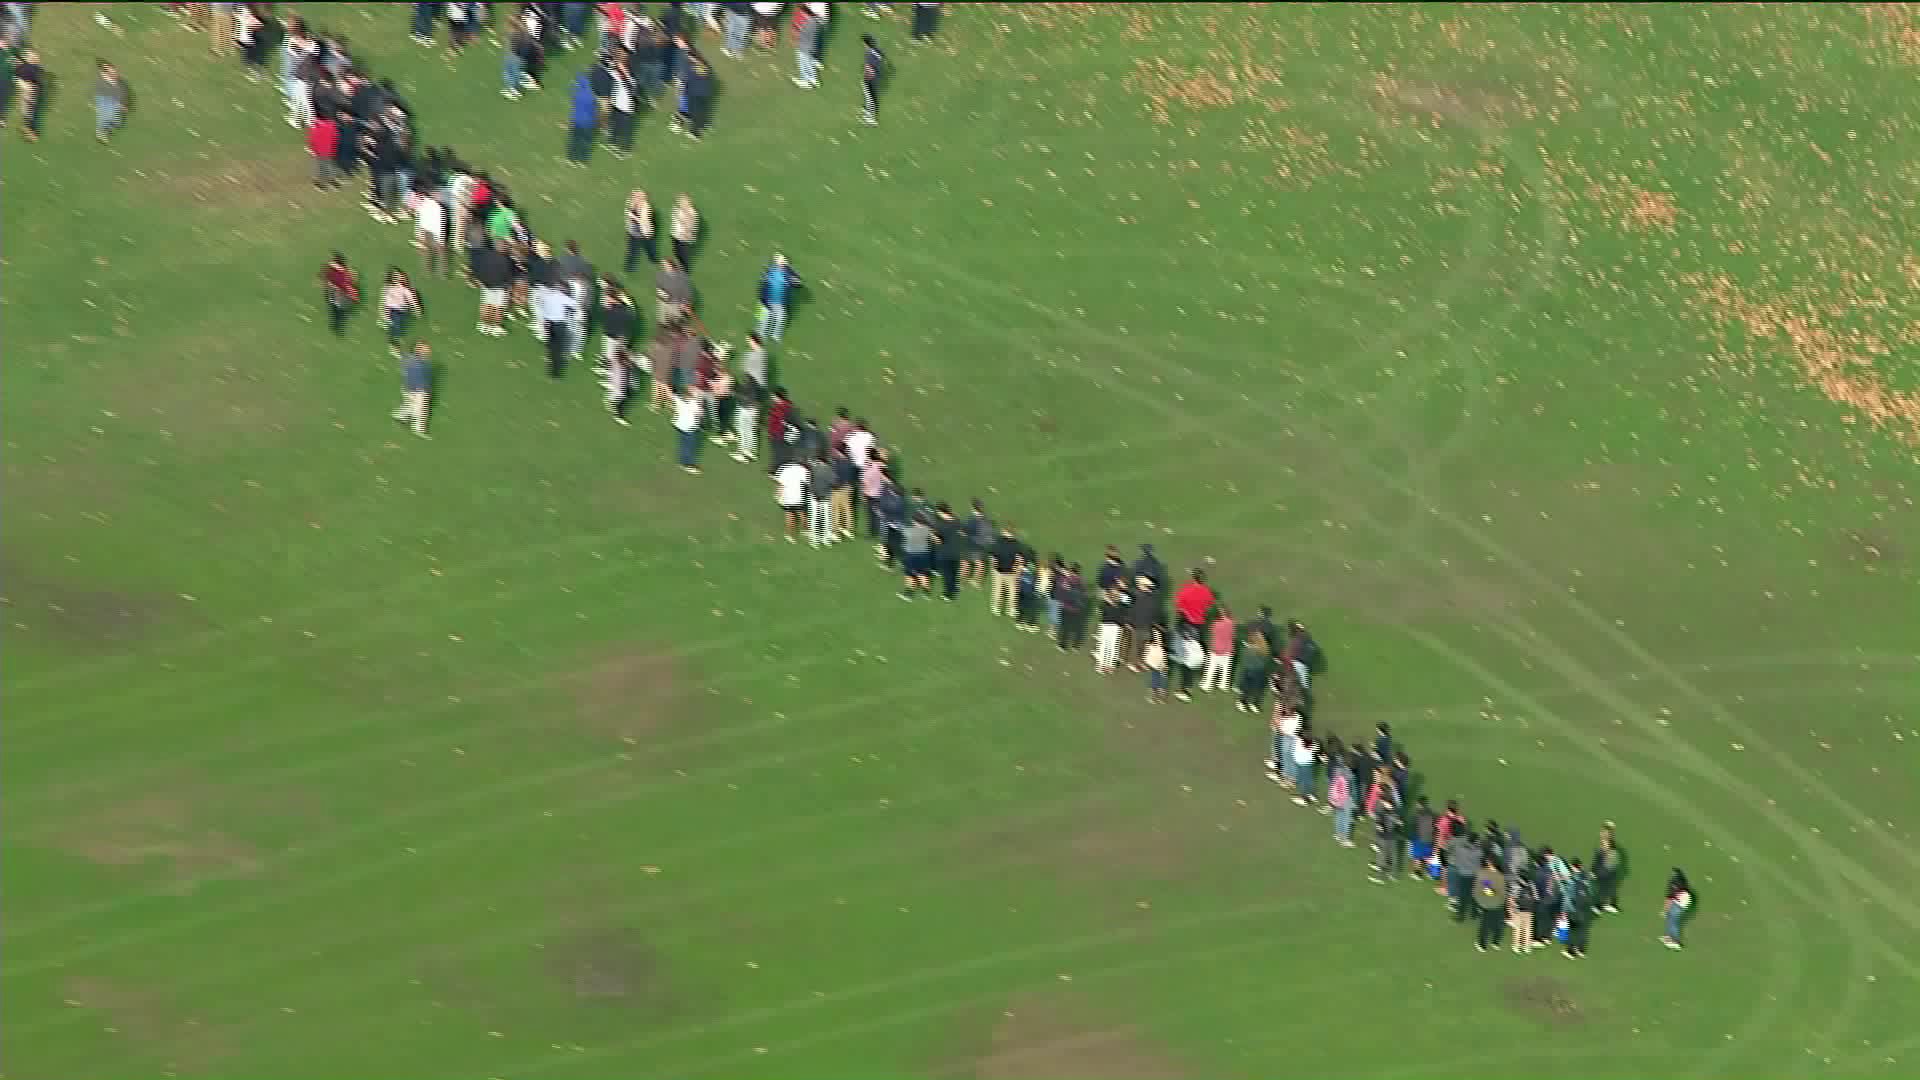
[1291,740,1315,767]
[844,429,874,468]
[775,462,807,505]
[672,394,701,432]
[415,194,445,237]
[1292,659,1311,691]
[753,2,781,15]
[531,285,577,325]
[1277,712,1301,737]
[611,70,633,112]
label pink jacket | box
[1208,615,1235,655]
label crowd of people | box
[43,1,1701,959]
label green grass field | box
[4,3,1918,1077]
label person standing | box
[503,13,535,98]
[595,277,635,375]
[1171,623,1203,701]
[1328,754,1356,847]
[1055,563,1089,652]
[624,189,656,272]
[566,71,598,165]
[858,33,885,125]
[802,453,834,546]
[1447,830,1481,919]
[988,523,1023,617]
[909,2,940,42]
[1563,860,1594,958]
[379,269,422,357]
[411,1,439,45]
[390,341,433,438]
[281,19,317,128]
[1142,627,1169,704]
[1473,856,1507,953]
[654,257,692,327]
[1661,869,1693,950]
[318,252,360,336]
[670,193,699,269]
[756,253,802,341]
[1368,789,1405,883]
[1173,568,1215,639]
[1234,632,1274,714]
[897,512,935,600]
[676,49,713,139]
[471,237,513,336]
[1094,585,1129,675]
[415,181,448,277]
[1407,796,1437,881]
[602,334,633,426]
[731,371,763,463]
[931,503,966,601]
[790,2,825,88]
[531,277,578,378]
[210,2,239,59]
[1509,851,1537,954]
[606,53,637,157]
[558,240,594,363]
[1592,823,1624,915]
[774,457,808,540]
[671,384,703,474]
[1202,606,1234,693]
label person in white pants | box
[1201,608,1235,692]
[1094,586,1127,675]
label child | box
[379,268,421,357]
[1328,753,1355,846]
[318,252,359,336]
[1142,627,1168,703]
[1661,869,1692,949]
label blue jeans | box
[93,96,123,137]
[1046,599,1062,629]
[677,427,699,467]
[412,2,436,37]
[724,10,749,54]
[1665,905,1684,942]
[503,50,525,91]
[796,49,819,85]
[1149,669,1167,692]
[1334,805,1353,842]
[385,308,412,345]
[563,1,589,37]
[757,302,787,340]
[567,124,594,162]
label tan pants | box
[393,390,429,434]
[210,10,236,54]
[989,569,1018,616]
[830,487,853,535]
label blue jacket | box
[569,74,598,128]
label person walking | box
[308,109,344,188]
[1473,856,1508,952]
[89,59,128,143]
[790,2,825,88]
[503,12,535,98]
[1202,606,1234,693]
[531,278,578,378]
[672,384,703,473]
[756,253,802,341]
[566,71,598,165]
[1661,869,1693,949]
[624,189,657,272]
[318,252,360,336]
[379,269,422,357]
[606,52,637,156]
[804,453,835,547]
[558,240,594,363]
[390,341,433,438]
[654,257,692,328]
[859,33,884,125]
[595,278,636,375]
[670,193,699,270]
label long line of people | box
[275,2,1692,960]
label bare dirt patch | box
[1499,975,1589,1028]
[45,792,264,895]
[0,554,191,650]
[1836,527,1906,567]
[954,991,1192,1080]
[565,649,690,744]
[142,153,322,214]
[59,976,233,1073]
[543,927,679,1012]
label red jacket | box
[308,118,339,159]
[1174,581,1215,625]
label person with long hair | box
[1661,869,1693,950]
